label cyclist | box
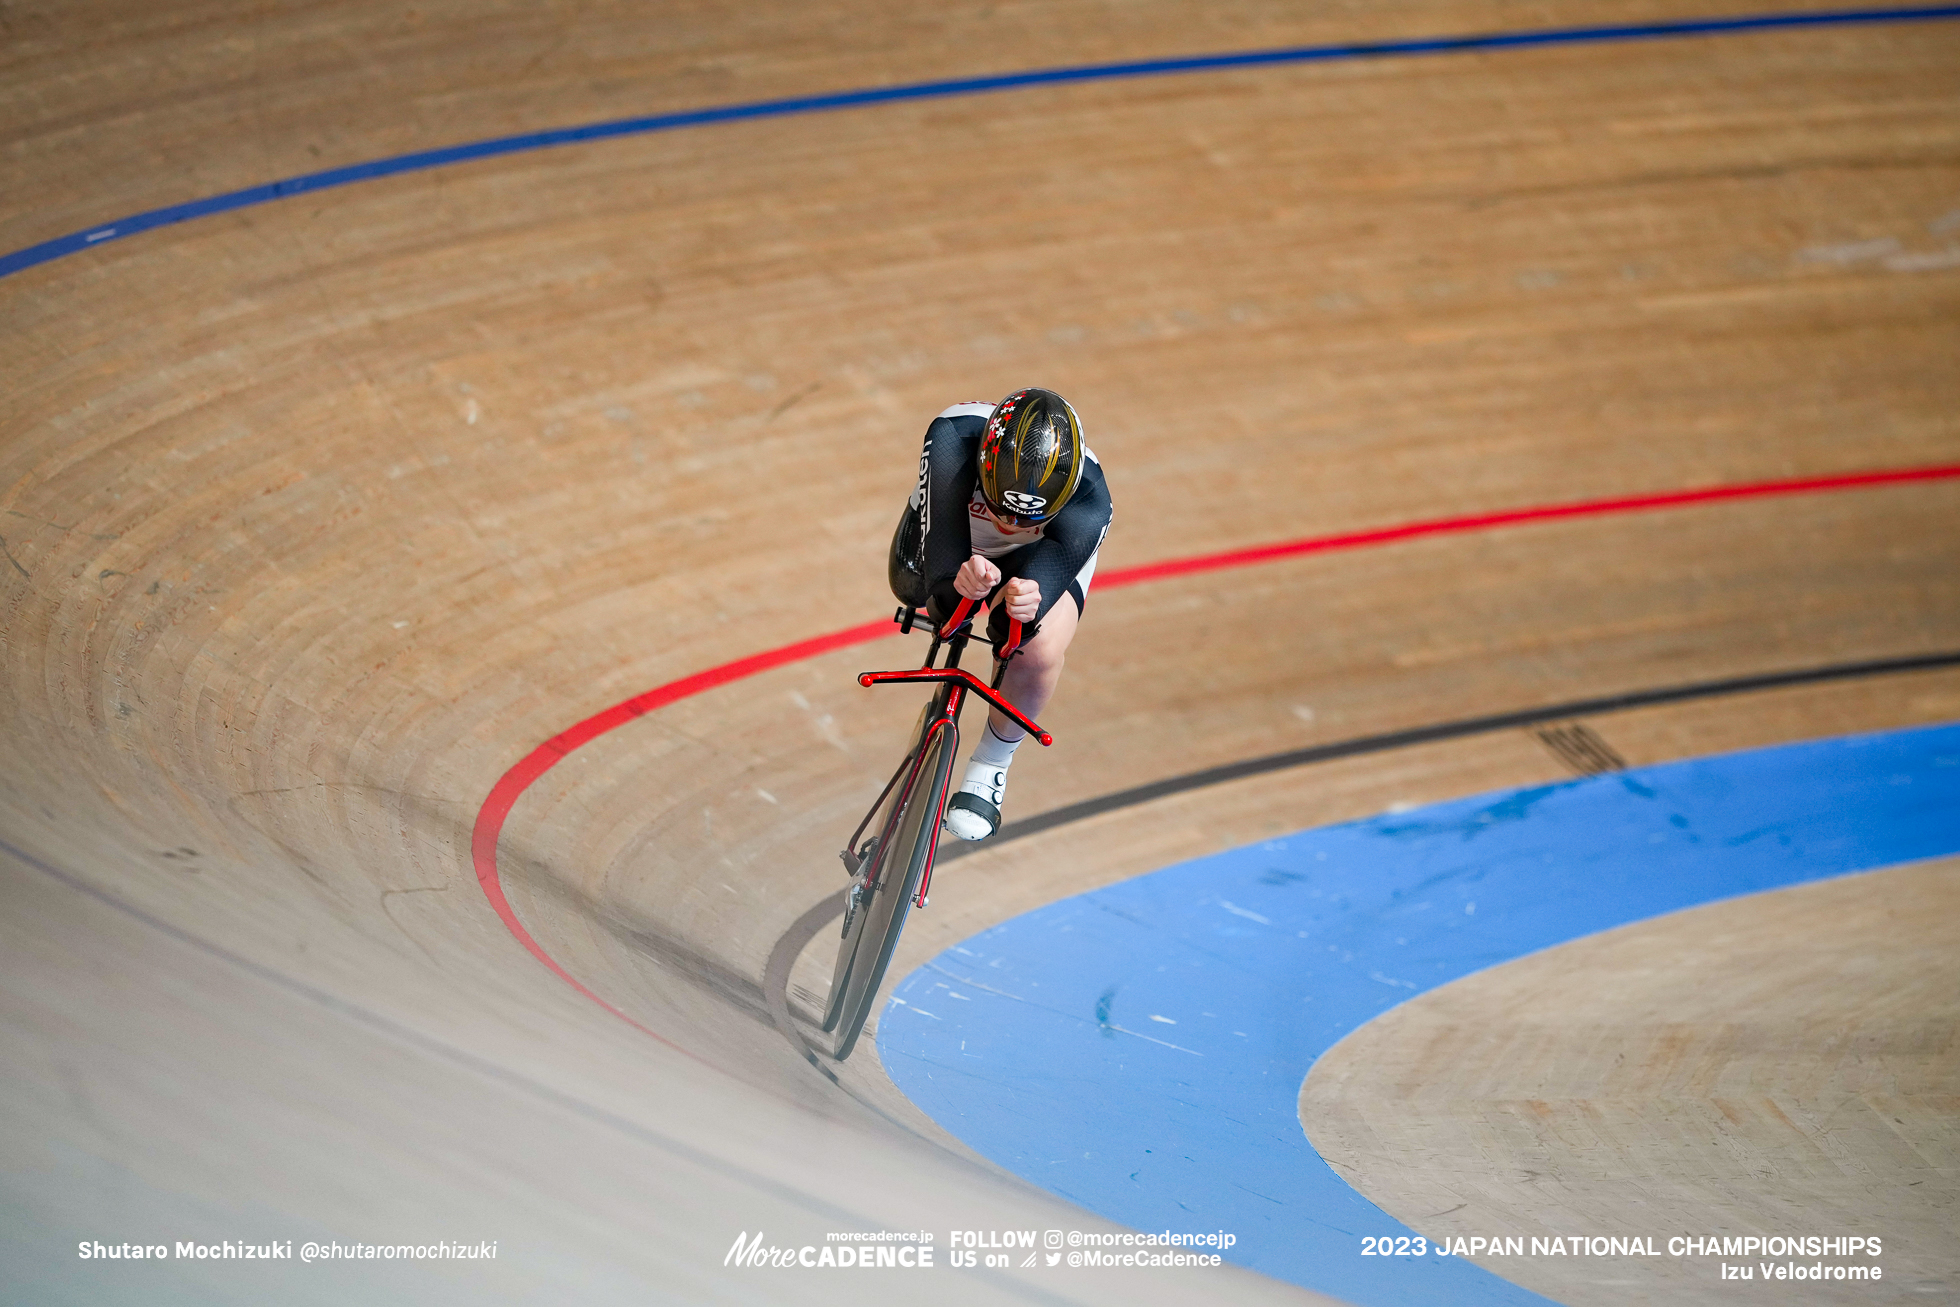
[888,388,1112,841]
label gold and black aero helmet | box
[977,388,1084,527]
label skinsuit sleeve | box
[993,456,1111,627]
[888,412,984,618]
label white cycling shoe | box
[943,763,1007,841]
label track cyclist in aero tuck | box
[887,388,1113,841]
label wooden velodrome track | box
[4,1,1957,1303]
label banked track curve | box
[472,461,1960,1073]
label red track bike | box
[822,597,1051,1060]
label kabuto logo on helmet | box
[978,387,1083,525]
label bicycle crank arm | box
[855,668,1054,745]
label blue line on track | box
[6,6,1959,281]
[878,724,1960,1305]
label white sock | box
[969,722,1023,772]
[946,724,1019,841]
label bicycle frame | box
[846,601,1053,908]
[819,601,1058,1058]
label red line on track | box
[467,621,893,1069]
[470,461,1960,1061]
[1095,463,1960,588]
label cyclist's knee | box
[1021,644,1065,680]
[1013,619,1071,674]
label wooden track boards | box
[3,1,1957,1301]
[1302,855,1960,1304]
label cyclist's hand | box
[954,554,1001,600]
[1001,577,1041,623]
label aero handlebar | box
[856,667,1053,746]
[935,595,1024,658]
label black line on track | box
[769,648,1960,1065]
[757,891,1017,1153]
[764,889,853,1079]
[937,648,1960,862]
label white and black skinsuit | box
[888,402,1113,638]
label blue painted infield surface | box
[6,6,1960,281]
[878,724,1960,1305]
